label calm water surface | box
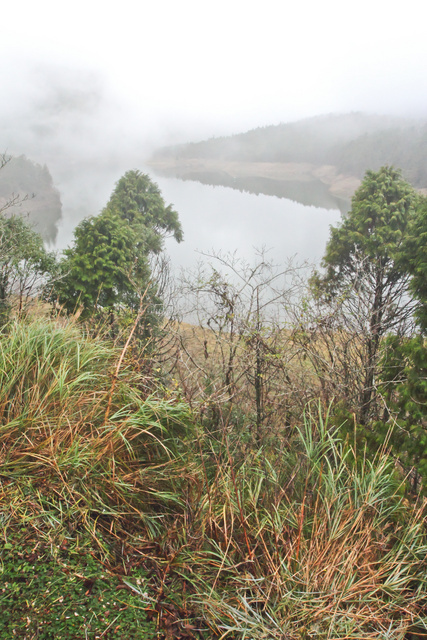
[157,175,343,272]
[54,166,343,273]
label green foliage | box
[0,534,157,639]
[405,195,427,331]
[372,196,427,488]
[319,165,416,290]
[310,166,417,423]
[105,169,183,252]
[0,213,56,320]
[378,334,427,487]
[50,170,182,321]
[0,318,193,533]
[52,209,150,315]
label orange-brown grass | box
[0,318,193,546]
[164,320,319,435]
[176,409,427,638]
[1,318,426,638]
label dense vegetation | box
[1,166,427,638]
[48,169,182,326]
[153,113,427,189]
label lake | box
[53,164,344,273]
[151,172,343,273]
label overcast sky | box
[1,0,425,263]
[1,0,427,152]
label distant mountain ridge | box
[151,113,427,193]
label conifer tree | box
[51,171,182,321]
[406,195,427,331]
[312,166,417,422]
[378,195,427,490]
[104,169,183,252]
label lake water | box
[53,165,344,273]
[152,173,343,272]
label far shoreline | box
[147,157,361,202]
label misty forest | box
[2,114,427,640]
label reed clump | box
[0,318,193,542]
[0,317,426,638]
[181,412,427,638]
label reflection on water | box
[53,163,344,274]
[154,167,350,215]
[155,174,343,273]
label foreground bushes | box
[186,413,427,638]
[0,318,192,531]
[0,318,426,638]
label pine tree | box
[312,166,417,422]
[50,171,182,321]
[378,195,427,490]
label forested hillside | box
[152,112,427,189]
[0,154,62,242]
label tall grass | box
[0,318,426,638]
[182,408,427,638]
[0,318,193,545]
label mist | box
[1,0,426,260]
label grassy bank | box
[0,318,426,638]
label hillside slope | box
[0,155,62,243]
[149,113,427,205]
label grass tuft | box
[1,318,426,638]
